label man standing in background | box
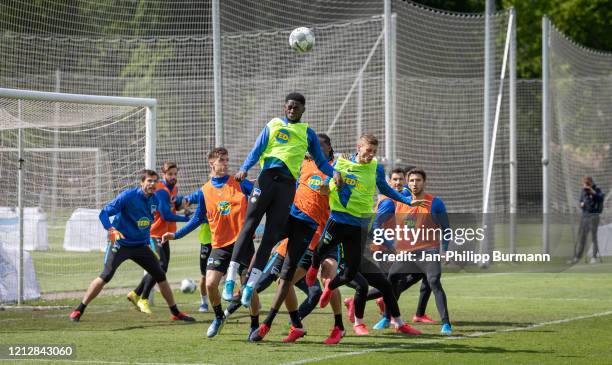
[571,176,605,264]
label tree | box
[502,0,611,78]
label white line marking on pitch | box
[278,310,612,365]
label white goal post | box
[0,87,157,305]
[0,87,157,169]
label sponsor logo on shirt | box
[217,201,231,216]
[338,173,360,207]
[275,129,290,144]
[307,175,323,190]
[344,173,360,189]
[137,217,152,230]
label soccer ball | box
[180,278,196,294]
[289,27,315,53]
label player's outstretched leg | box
[136,247,195,323]
[70,277,106,322]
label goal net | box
[220,0,512,214]
[0,88,154,301]
[548,23,612,216]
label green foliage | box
[502,0,612,78]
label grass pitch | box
[2,271,612,365]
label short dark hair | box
[285,92,306,105]
[208,147,229,161]
[389,167,405,179]
[161,161,178,173]
[317,133,334,157]
[359,134,378,146]
[139,169,158,182]
[406,167,426,181]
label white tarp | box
[0,242,41,303]
[63,208,107,252]
[588,222,612,257]
[0,207,49,251]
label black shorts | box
[200,243,212,276]
[323,245,342,264]
[207,243,235,273]
[100,242,166,283]
[298,248,314,270]
[263,251,284,276]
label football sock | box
[263,308,279,327]
[250,315,260,328]
[213,304,224,319]
[246,268,263,288]
[226,261,240,283]
[289,310,303,328]
[334,314,344,331]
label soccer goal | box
[0,87,156,304]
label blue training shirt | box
[99,187,158,246]
[175,176,254,239]
[239,117,335,178]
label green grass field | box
[2,272,612,365]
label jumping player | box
[250,133,334,343]
[305,134,424,334]
[223,92,343,308]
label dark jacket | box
[579,184,604,214]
